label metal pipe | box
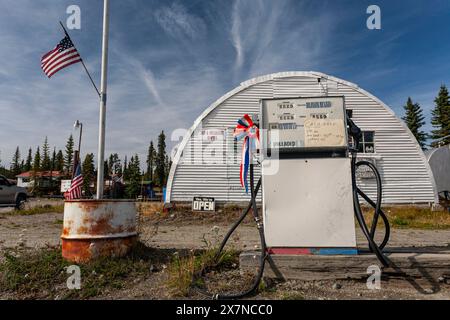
[78,122,83,156]
[96,0,110,199]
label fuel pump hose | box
[348,117,391,267]
[193,163,267,300]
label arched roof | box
[166,71,438,204]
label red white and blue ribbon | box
[233,114,260,193]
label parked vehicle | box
[0,175,27,209]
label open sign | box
[192,197,215,212]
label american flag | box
[65,164,83,200]
[41,36,82,78]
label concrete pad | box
[240,250,450,281]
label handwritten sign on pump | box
[304,119,346,147]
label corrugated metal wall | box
[168,72,437,204]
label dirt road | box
[1,212,450,252]
[1,211,449,300]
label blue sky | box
[0,0,449,167]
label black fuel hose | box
[193,163,267,300]
[351,152,391,267]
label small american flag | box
[65,164,83,200]
[41,36,82,78]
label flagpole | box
[59,21,100,97]
[96,0,110,199]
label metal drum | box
[61,200,138,263]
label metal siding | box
[169,73,436,204]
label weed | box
[0,242,157,300]
[166,247,239,297]
[3,205,64,216]
[362,206,450,230]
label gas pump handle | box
[347,116,362,150]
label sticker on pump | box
[304,119,346,147]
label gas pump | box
[261,96,356,253]
[194,96,391,299]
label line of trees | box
[80,130,171,199]
[1,135,74,179]
[403,84,450,149]
[0,130,172,199]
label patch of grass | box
[279,292,305,300]
[0,242,156,300]
[362,206,450,230]
[166,248,239,297]
[5,204,64,216]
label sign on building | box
[192,197,215,212]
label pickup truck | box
[0,175,27,210]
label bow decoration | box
[233,114,260,193]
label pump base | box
[240,250,450,281]
[268,248,358,255]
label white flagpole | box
[96,0,110,199]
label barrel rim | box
[64,199,138,203]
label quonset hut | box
[166,72,438,206]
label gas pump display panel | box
[261,96,348,154]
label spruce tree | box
[51,148,56,171]
[64,134,74,174]
[41,136,51,170]
[32,147,41,190]
[24,148,32,172]
[82,153,95,196]
[431,85,450,147]
[402,97,428,149]
[155,131,167,187]
[164,154,172,183]
[108,153,121,175]
[55,150,64,172]
[123,155,128,179]
[126,154,141,198]
[33,147,41,172]
[10,146,21,177]
[146,141,156,182]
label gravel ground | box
[1,212,450,252]
[0,208,449,300]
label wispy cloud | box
[0,0,449,166]
[154,2,206,40]
[229,0,337,79]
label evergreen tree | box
[123,155,128,179]
[41,136,51,170]
[126,154,141,198]
[402,97,428,149]
[103,160,109,180]
[108,153,121,175]
[10,146,21,176]
[24,148,33,172]
[431,85,450,147]
[146,141,156,182]
[155,131,167,187]
[164,154,172,183]
[32,146,41,190]
[82,153,95,196]
[33,147,41,171]
[64,134,74,174]
[55,150,64,172]
[51,148,56,171]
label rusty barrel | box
[61,200,138,263]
